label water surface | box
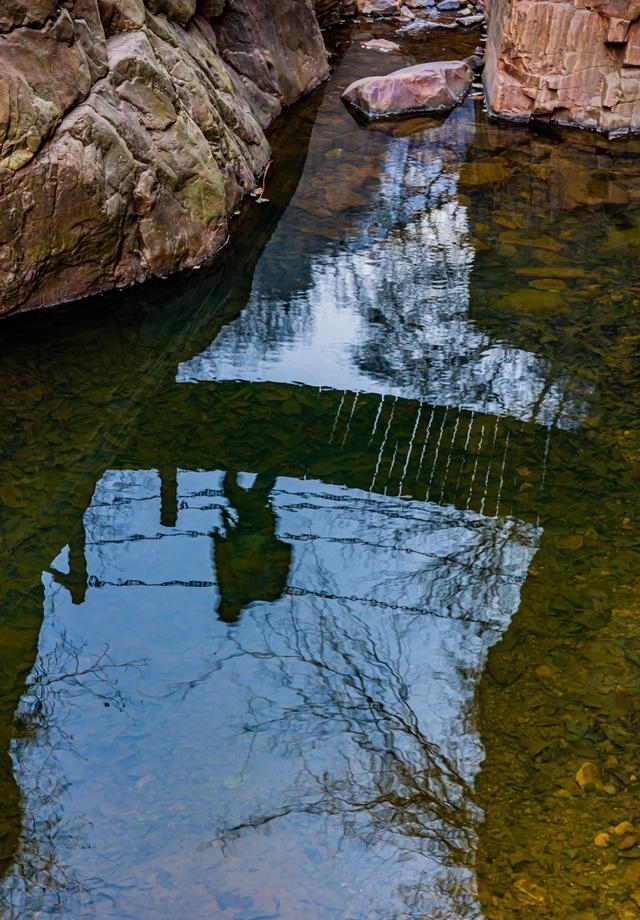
[0,20,639,920]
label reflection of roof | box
[178,194,590,432]
[135,381,562,524]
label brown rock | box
[0,0,330,315]
[214,0,329,127]
[0,5,107,173]
[146,0,197,25]
[198,0,226,18]
[342,60,474,119]
[0,0,58,33]
[575,761,603,791]
[618,835,640,850]
[484,0,640,135]
[97,0,146,34]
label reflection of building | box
[3,41,629,919]
[3,317,572,916]
[2,116,596,919]
[6,452,538,918]
[178,105,589,432]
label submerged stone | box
[575,761,603,792]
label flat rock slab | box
[342,60,473,120]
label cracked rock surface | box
[0,0,328,315]
[484,0,640,135]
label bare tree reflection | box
[0,615,145,918]
[207,598,483,916]
[17,633,143,730]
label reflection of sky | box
[178,132,588,431]
[6,468,540,919]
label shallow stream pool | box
[0,20,639,920]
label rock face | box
[484,0,640,135]
[342,60,474,119]
[313,0,357,26]
[0,0,328,315]
[215,1,331,126]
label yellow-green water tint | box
[0,19,639,920]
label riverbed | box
[0,19,639,920]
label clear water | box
[0,21,639,920]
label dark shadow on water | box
[214,473,292,624]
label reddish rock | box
[342,60,474,119]
[484,0,640,134]
[357,0,401,15]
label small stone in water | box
[594,832,611,847]
[618,835,639,850]
[362,38,402,52]
[618,846,640,859]
[512,876,548,905]
[576,761,603,791]
[624,862,640,882]
[556,533,584,550]
[223,772,245,789]
[535,664,554,679]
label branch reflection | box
[1,595,144,918]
